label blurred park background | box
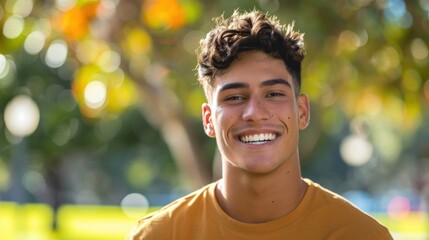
[0,0,428,239]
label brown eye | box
[225,95,245,101]
[267,92,285,97]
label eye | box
[225,95,245,101]
[266,92,285,98]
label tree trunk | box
[103,0,212,188]
[132,72,212,188]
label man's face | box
[202,51,310,174]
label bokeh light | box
[126,159,154,189]
[388,195,411,219]
[372,126,402,163]
[420,0,429,17]
[72,64,138,118]
[22,170,46,195]
[3,15,24,39]
[371,46,401,74]
[0,54,16,88]
[24,31,46,55]
[142,0,186,30]
[53,1,99,41]
[4,95,40,138]
[384,0,406,20]
[0,54,8,78]
[141,0,201,30]
[96,0,117,20]
[337,30,362,53]
[340,133,373,166]
[410,38,428,61]
[45,40,68,68]
[10,0,33,17]
[97,50,121,73]
[75,39,105,64]
[384,0,413,28]
[55,0,77,11]
[121,27,152,58]
[84,80,107,109]
[120,193,149,219]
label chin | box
[239,160,281,175]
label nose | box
[242,97,270,122]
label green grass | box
[1,202,427,240]
[374,212,429,240]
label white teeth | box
[240,133,276,144]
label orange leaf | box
[53,1,100,41]
[142,0,186,30]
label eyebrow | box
[261,78,292,88]
[218,82,249,92]
[218,78,292,93]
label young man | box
[128,10,393,239]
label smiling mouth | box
[239,133,278,145]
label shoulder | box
[303,178,393,239]
[304,178,368,212]
[146,181,215,220]
[304,178,356,206]
[127,182,217,240]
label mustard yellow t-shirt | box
[128,178,393,240]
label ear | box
[202,103,216,138]
[297,94,310,130]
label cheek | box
[213,110,228,133]
[214,109,237,138]
[279,109,300,130]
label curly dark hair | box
[197,10,306,97]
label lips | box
[239,133,278,144]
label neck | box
[216,158,307,223]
